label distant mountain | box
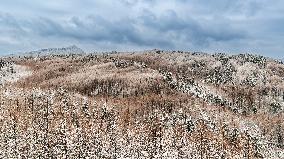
[21,45,85,57]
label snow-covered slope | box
[0,60,31,85]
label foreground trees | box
[0,86,283,158]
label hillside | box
[0,50,283,158]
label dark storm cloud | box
[9,9,244,49]
[138,9,246,46]
[24,15,173,48]
[0,0,283,58]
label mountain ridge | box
[17,45,85,57]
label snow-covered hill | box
[21,45,85,57]
[0,50,283,158]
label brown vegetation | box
[0,51,283,158]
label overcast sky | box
[0,0,283,58]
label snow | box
[0,64,31,85]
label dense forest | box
[0,50,283,158]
